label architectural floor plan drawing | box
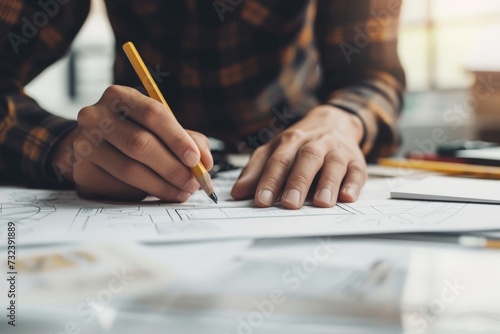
[0,170,499,245]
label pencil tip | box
[209,193,218,204]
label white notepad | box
[391,176,500,204]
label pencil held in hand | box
[122,41,217,204]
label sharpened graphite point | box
[209,193,218,204]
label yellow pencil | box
[486,239,500,249]
[122,41,217,204]
[379,158,500,180]
[459,236,500,250]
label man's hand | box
[50,85,213,202]
[231,105,367,209]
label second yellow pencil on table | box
[122,41,217,204]
[379,158,500,180]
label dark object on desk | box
[407,151,500,167]
[210,149,238,178]
[406,140,500,167]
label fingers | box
[234,130,309,206]
[338,161,368,203]
[90,113,198,193]
[74,162,147,202]
[77,140,194,202]
[188,130,213,171]
[312,153,348,208]
[277,143,327,209]
[232,137,366,209]
[99,85,201,167]
[255,131,306,207]
[72,85,216,203]
[231,146,271,200]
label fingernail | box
[177,191,191,202]
[183,150,199,167]
[315,188,332,204]
[283,189,301,207]
[258,189,274,206]
[185,179,199,193]
[344,187,357,199]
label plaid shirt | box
[0,0,405,186]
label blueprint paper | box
[1,170,500,245]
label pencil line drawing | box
[0,171,493,244]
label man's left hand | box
[231,105,367,209]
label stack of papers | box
[2,171,500,245]
[391,176,500,204]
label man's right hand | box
[50,85,213,202]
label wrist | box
[313,104,366,146]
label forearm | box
[315,0,406,160]
[0,93,77,187]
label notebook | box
[391,176,500,204]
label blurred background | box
[25,0,500,156]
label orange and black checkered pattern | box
[0,0,405,186]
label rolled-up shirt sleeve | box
[0,94,77,185]
[315,0,406,159]
[0,0,89,186]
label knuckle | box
[103,85,122,99]
[77,107,97,126]
[316,133,331,142]
[350,160,367,172]
[319,175,341,190]
[169,131,189,150]
[268,152,293,170]
[349,161,368,180]
[325,153,347,166]
[280,129,305,143]
[330,139,344,151]
[142,102,163,125]
[288,171,310,187]
[161,164,179,180]
[261,174,281,190]
[127,131,152,156]
[298,145,323,161]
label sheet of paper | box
[7,238,408,334]
[402,248,500,334]
[141,237,409,328]
[3,170,500,245]
[391,176,500,204]
[0,243,173,305]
